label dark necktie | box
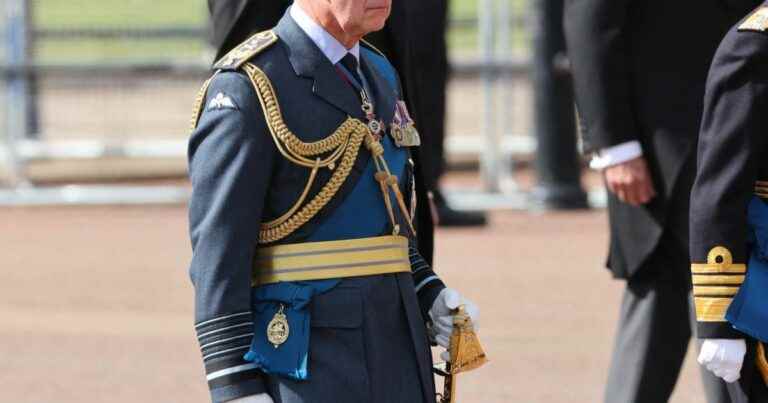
[339,53,363,88]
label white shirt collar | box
[290,4,360,65]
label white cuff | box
[589,141,643,170]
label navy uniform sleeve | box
[690,25,768,339]
[188,71,275,402]
[410,243,445,316]
[563,0,639,152]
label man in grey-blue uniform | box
[186,1,480,402]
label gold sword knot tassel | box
[366,133,416,236]
[439,305,488,403]
[449,305,488,373]
[365,133,385,157]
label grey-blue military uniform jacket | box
[187,13,445,403]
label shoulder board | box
[360,39,387,58]
[213,30,278,71]
[739,6,768,32]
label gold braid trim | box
[258,121,367,243]
[239,62,370,244]
[189,73,218,134]
[262,163,320,229]
[242,63,353,166]
[189,62,385,243]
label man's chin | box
[363,19,388,34]
[364,9,389,29]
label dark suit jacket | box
[564,0,758,278]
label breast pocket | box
[307,286,370,402]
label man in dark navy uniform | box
[187,1,479,402]
[690,3,768,402]
[564,0,759,401]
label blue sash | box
[726,196,768,342]
[244,129,407,380]
[244,281,337,380]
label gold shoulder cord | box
[188,67,366,244]
[242,62,417,242]
[190,60,416,244]
[241,63,373,244]
[189,73,218,133]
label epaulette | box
[213,30,278,71]
[360,39,387,58]
[739,6,768,32]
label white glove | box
[698,339,747,383]
[228,394,274,403]
[428,288,480,361]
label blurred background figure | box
[564,0,759,402]
[21,0,41,139]
[529,0,587,210]
[208,0,488,228]
[208,0,289,61]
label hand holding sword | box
[429,289,487,403]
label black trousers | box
[604,232,732,403]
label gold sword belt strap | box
[756,180,768,199]
[252,235,410,286]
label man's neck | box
[295,0,360,49]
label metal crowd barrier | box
[0,0,535,208]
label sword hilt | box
[435,305,488,403]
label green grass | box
[452,0,479,18]
[29,0,528,63]
[36,38,206,63]
[448,0,531,56]
[35,0,206,28]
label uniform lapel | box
[271,12,374,243]
[276,13,364,119]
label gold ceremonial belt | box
[756,180,768,200]
[252,235,410,286]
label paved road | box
[0,204,710,402]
